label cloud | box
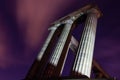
[0,0,75,69]
[16,0,75,49]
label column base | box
[39,77,115,80]
[70,71,89,78]
[42,63,57,78]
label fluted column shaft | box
[25,24,59,80]
[49,20,73,66]
[71,11,98,78]
[37,26,59,60]
[85,13,97,76]
[43,19,74,77]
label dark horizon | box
[0,0,120,80]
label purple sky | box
[0,0,120,80]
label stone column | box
[85,13,97,77]
[43,19,74,77]
[49,20,73,66]
[71,8,100,78]
[25,24,60,80]
[37,25,60,60]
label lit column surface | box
[25,24,60,80]
[85,13,97,77]
[49,19,73,66]
[72,12,98,78]
[37,24,59,60]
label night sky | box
[0,0,120,80]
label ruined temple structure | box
[24,4,116,80]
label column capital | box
[48,23,61,30]
[87,8,102,18]
[63,18,74,24]
[74,12,84,19]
